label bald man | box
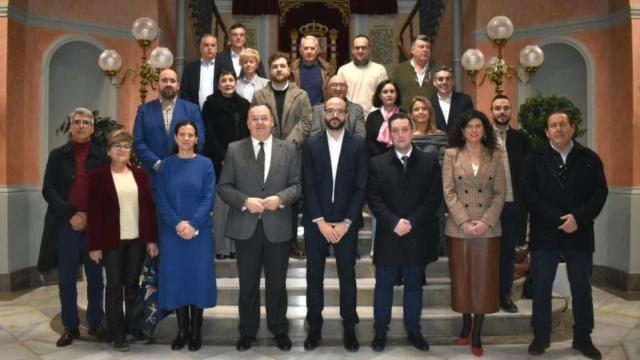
[133,68,205,180]
[310,75,365,138]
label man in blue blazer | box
[430,66,474,134]
[133,69,205,180]
[302,97,368,352]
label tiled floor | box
[0,284,638,359]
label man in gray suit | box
[217,104,302,352]
[310,75,366,138]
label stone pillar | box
[175,0,186,79]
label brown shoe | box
[88,325,109,342]
[56,329,80,347]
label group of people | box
[38,26,607,360]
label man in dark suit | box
[133,68,204,180]
[522,110,607,359]
[217,104,301,352]
[215,23,266,83]
[179,33,217,109]
[302,97,368,352]
[490,94,531,313]
[368,113,442,352]
[310,75,365,138]
[430,65,474,133]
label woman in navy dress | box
[155,120,216,351]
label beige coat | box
[442,146,506,238]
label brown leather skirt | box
[447,236,500,314]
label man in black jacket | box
[368,113,442,352]
[39,107,109,347]
[180,33,217,108]
[522,110,608,360]
[490,94,531,313]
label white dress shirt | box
[395,146,413,164]
[251,135,273,182]
[199,58,215,109]
[231,49,242,77]
[438,92,452,125]
[411,59,427,86]
[327,130,345,202]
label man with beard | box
[391,35,438,111]
[253,52,313,257]
[310,75,365,138]
[301,97,368,352]
[430,65,473,133]
[337,35,388,115]
[290,35,335,105]
[133,69,205,180]
[490,94,531,313]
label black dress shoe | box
[371,332,386,352]
[304,329,321,350]
[407,331,429,351]
[528,337,550,356]
[112,336,130,352]
[56,329,80,347]
[500,296,519,313]
[289,242,304,258]
[343,327,359,352]
[88,325,109,342]
[275,333,292,351]
[572,340,602,360]
[236,335,255,351]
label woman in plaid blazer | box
[442,109,506,357]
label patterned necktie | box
[257,141,265,183]
[401,155,408,170]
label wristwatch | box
[344,219,353,227]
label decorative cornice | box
[0,184,40,194]
[472,6,633,41]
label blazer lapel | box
[457,148,476,181]
[265,139,282,185]
[281,89,295,131]
[242,138,263,186]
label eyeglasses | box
[328,83,347,88]
[111,143,132,151]
[324,109,347,116]
[249,116,271,123]
[71,119,94,127]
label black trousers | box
[235,221,290,337]
[304,224,359,330]
[102,239,145,338]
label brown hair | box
[409,96,438,134]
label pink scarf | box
[376,106,399,147]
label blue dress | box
[155,154,216,310]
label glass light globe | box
[486,56,501,69]
[149,47,174,69]
[132,17,158,42]
[486,16,513,41]
[98,49,122,72]
[519,45,544,67]
[461,49,485,71]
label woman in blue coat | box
[155,120,216,351]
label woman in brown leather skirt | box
[442,110,506,357]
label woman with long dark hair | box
[442,110,506,357]
[155,120,216,351]
[365,79,403,158]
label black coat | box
[214,48,267,85]
[368,149,442,266]
[521,141,608,252]
[430,91,474,133]
[180,59,208,106]
[365,109,405,158]
[38,142,109,272]
[201,91,250,178]
[505,127,531,244]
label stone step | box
[215,256,451,278]
[150,298,567,342]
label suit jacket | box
[442,147,506,238]
[309,101,365,138]
[38,142,109,272]
[217,137,301,242]
[252,83,313,146]
[87,165,158,251]
[132,98,205,176]
[179,59,213,106]
[521,141,607,252]
[201,91,251,177]
[214,48,266,84]
[367,149,442,266]
[302,131,368,228]
[504,127,531,242]
[431,91,474,133]
[290,57,336,103]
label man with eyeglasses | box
[310,75,365,138]
[430,65,473,133]
[489,94,531,314]
[217,104,301,352]
[337,34,388,116]
[38,107,109,347]
[133,68,204,181]
[522,110,608,360]
[301,97,368,351]
[215,23,266,82]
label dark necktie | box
[257,141,265,183]
[401,155,408,170]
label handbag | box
[132,255,169,337]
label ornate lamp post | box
[461,16,544,94]
[98,17,174,104]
